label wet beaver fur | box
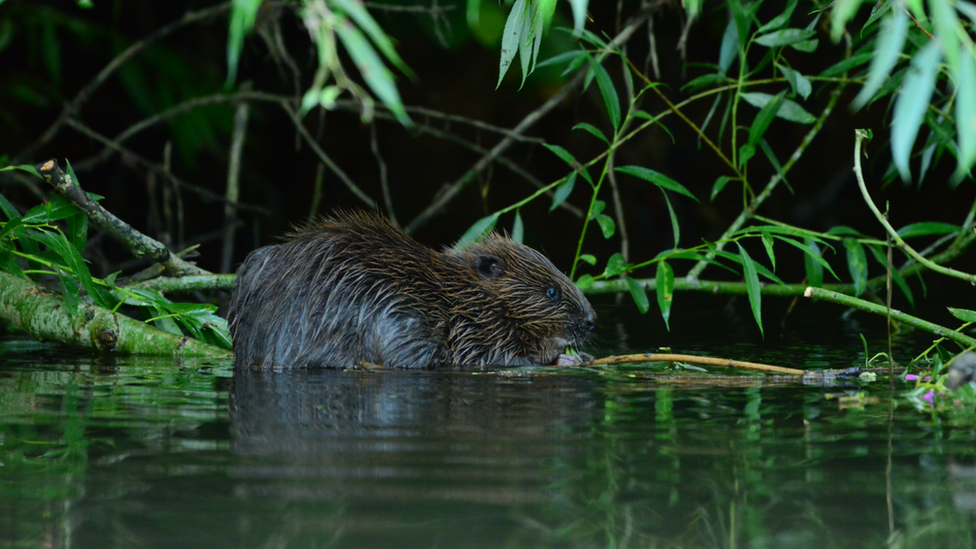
[227,211,597,369]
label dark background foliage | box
[0,0,970,320]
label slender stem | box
[685,84,844,280]
[587,276,852,297]
[583,352,805,375]
[405,16,649,234]
[221,94,249,274]
[571,141,617,280]
[731,47,747,170]
[853,129,976,284]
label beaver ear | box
[475,255,505,280]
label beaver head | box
[443,233,597,366]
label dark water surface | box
[2,296,975,548]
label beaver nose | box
[584,311,597,332]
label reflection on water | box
[0,295,975,548]
[0,353,973,548]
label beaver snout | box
[568,309,597,345]
[583,310,597,333]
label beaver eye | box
[546,287,561,301]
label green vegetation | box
[0,0,974,379]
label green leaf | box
[757,0,797,33]
[543,143,578,166]
[512,210,524,244]
[760,232,776,271]
[67,210,88,254]
[711,176,733,200]
[949,308,976,323]
[626,276,650,314]
[892,41,942,182]
[22,196,81,224]
[579,254,597,265]
[844,238,869,297]
[830,0,863,42]
[568,0,587,36]
[802,238,824,287]
[536,50,586,70]
[770,234,839,281]
[55,265,80,319]
[951,50,976,178]
[456,214,499,248]
[719,18,740,75]
[851,8,908,111]
[0,164,41,180]
[0,191,22,221]
[575,28,609,49]
[517,0,540,88]
[736,224,830,243]
[827,225,865,237]
[202,317,233,350]
[740,92,815,124]
[754,28,816,48]
[335,17,411,126]
[896,222,960,239]
[861,0,892,34]
[331,0,416,79]
[587,56,621,130]
[615,165,699,201]
[819,52,872,77]
[32,228,111,309]
[0,245,27,279]
[655,260,674,329]
[738,143,756,169]
[736,243,764,337]
[749,90,786,146]
[714,249,785,285]
[550,172,577,212]
[226,0,262,87]
[573,122,609,144]
[662,192,680,248]
[590,200,606,218]
[960,2,976,24]
[791,40,819,53]
[544,144,593,186]
[498,0,527,87]
[596,214,616,238]
[729,0,754,46]
[759,139,793,194]
[681,73,729,93]
[777,63,811,100]
[631,106,675,143]
[604,253,628,277]
[575,274,594,289]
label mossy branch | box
[126,274,235,294]
[0,270,232,358]
[803,286,976,349]
[35,159,209,277]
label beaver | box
[227,211,596,369]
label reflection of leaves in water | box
[2,355,976,547]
